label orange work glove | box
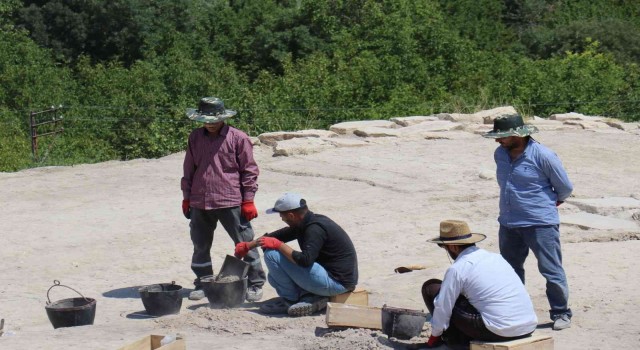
[260,237,282,250]
[235,242,251,258]
[241,201,258,221]
[182,199,191,219]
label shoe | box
[287,295,329,317]
[188,289,205,301]
[246,285,263,302]
[259,297,293,315]
[552,314,571,330]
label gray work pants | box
[189,207,266,288]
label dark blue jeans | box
[499,224,572,320]
[263,249,349,302]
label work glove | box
[260,237,282,250]
[241,201,258,221]
[182,199,191,219]
[235,242,251,258]
[556,201,564,207]
[424,335,442,348]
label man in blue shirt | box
[484,114,573,331]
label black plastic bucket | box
[45,280,96,329]
[201,275,247,308]
[138,282,183,316]
[381,305,427,340]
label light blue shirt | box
[431,247,538,337]
[495,138,573,227]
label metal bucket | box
[381,305,427,340]
[199,255,250,308]
[201,275,247,308]
[138,281,183,316]
[45,280,96,329]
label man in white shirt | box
[416,220,538,349]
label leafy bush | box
[1,0,640,172]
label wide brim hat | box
[483,114,539,139]
[186,96,237,123]
[427,220,486,245]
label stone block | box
[353,127,400,138]
[330,120,398,135]
[390,116,439,127]
[561,212,638,230]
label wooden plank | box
[150,335,163,349]
[118,335,152,350]
[158,338,186,350]
[329,288,369,306]
[470,335,553,350]
[325,302,382,330]
[118,335,186,350]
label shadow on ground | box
[104,286,193,299]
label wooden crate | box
[470,335,553,350]
[325,302,382,330]
[329,288,369,306]
[118,334,186,350]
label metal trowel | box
[216,254,249,281]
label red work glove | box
[241,201,258,221]
[182,199,191,219]
[556,201,564,207]
[235,242,251,258]
[260,237,282,250]
[424,335,442,348]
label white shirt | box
[431,246,538,337]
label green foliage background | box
[1,0,639,171]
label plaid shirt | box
[181,125,259,209]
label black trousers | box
[421,279,532,346]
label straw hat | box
[427,220,486,245]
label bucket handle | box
[46,280,89,305]
[157,281,178,292]
[141,281,178,296]
[166,281,177,291]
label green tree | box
[0,26,77,171]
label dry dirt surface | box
[1,122,639,349]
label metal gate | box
[29,106,64,162]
